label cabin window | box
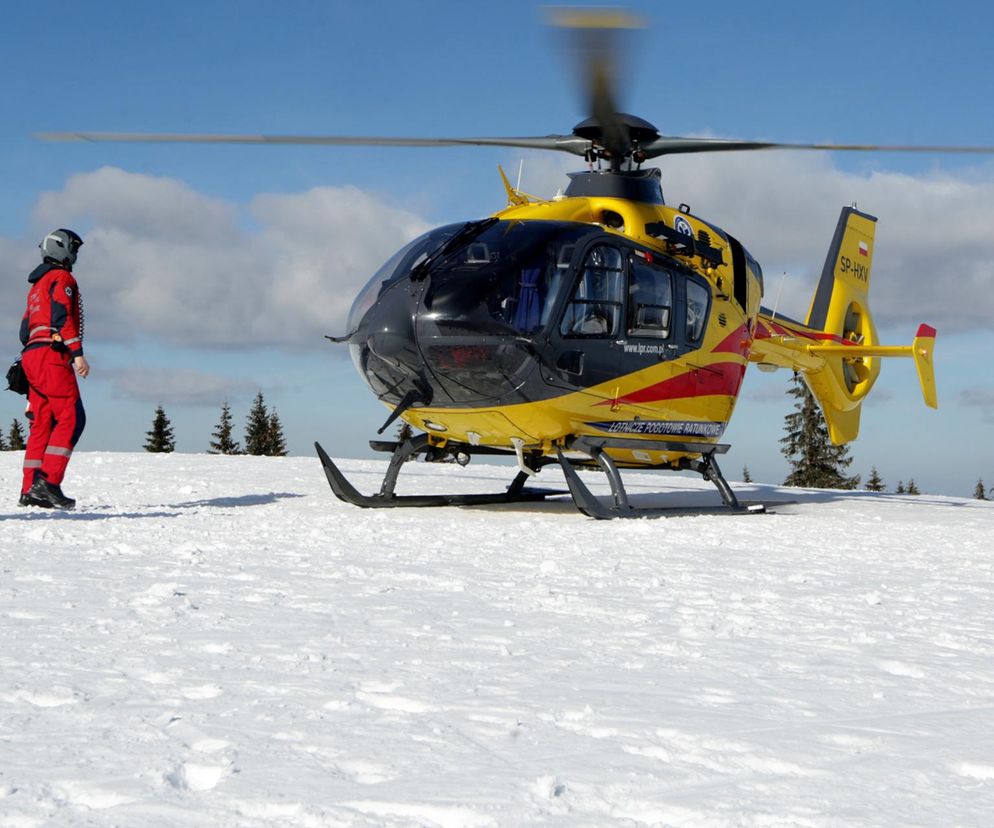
[686,280,709,342]
[560,244,625,338]
[628,258,672,338]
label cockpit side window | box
[560,244,625,338]
[628,258,672,338]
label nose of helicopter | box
[349,274,540,410]
[349,278,431,406]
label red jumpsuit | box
[19,263,86,494]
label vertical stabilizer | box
[753,206,937,445]
[802,207,881,443]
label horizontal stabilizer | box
[912,324,938,409]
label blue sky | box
[2,0,993,496]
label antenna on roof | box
[770,271,789,321]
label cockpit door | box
[550,242,625,388]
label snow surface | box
[2,450,993,827]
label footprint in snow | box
[166,761,227,792]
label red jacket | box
[20,263,84,358]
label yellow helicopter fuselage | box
[396,191,759,469]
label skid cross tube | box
[555,435,762,519]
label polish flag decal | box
[858,241,869,257]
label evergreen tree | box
[742,465,752,483]
[0,426,6,451]
[209,402,241,455]
[394,422,417,464]
[896,480,906,494]
[906,478,920,495]
[8,419,26,450]
[267,409,287,457]
[974,478,988,500]
[780,373,859,489]
[144,405,175,453]
[396,422,414,443]
[244,392,270,456]
[865,466,885,492]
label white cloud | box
[3,167,431,349]
[4,155,994,358]
[106,365,258,406]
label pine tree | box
[144,405,175,453]
[865,466,885,492]
[974,478,988,500]
[209,402,241,455]
[267,409,287,457]
[244,392,270,456]
[8,419,26,450]
[896,480,906,494]
[742,466,752,483]
[780,373,860,489]
[0,426,6,451]
[906,478,921,495]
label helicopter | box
[42,11,991,518]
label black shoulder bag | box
[5,356,28,396]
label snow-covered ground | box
[1,451,993,827]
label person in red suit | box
[18,229,90,509]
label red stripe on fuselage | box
[754,318,857,346]
[602,361,747,407]
[712,324,753,356]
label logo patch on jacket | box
[65,286,73,297]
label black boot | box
[27,478,76,510]
[18,491,54,508]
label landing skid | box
[555,437,766,519]
[314,437,563,509]
[315,433,767,519]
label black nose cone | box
[349,279,427,405]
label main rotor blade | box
[550,8,645,161]
[642,136,994,157]
[38,131,994,160]
[37,131,593,156]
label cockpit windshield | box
[417,221,592,337]
[347,223,463,334]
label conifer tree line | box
[236,392,287,456]
[144,405,176,453]
[0,419,27,451]
[775,372,989,496]
[780,372,860,490]
[140,393,288,455]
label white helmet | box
[40,228,84,268]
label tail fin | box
[752,206,937,444]
[801,206,881,443]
